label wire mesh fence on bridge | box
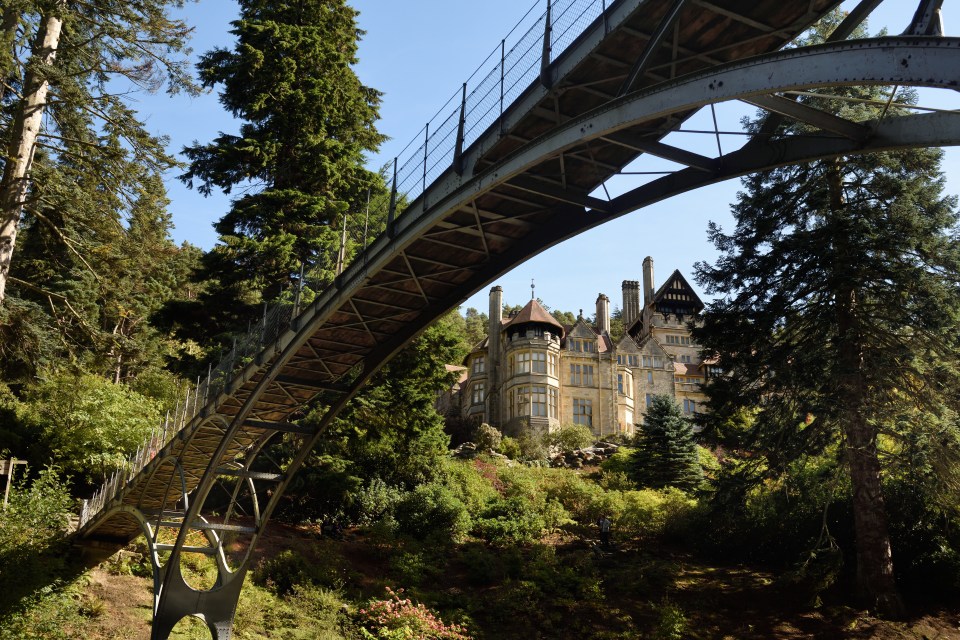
[79,0,614,530]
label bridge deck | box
[76,0,844,549]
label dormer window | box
[473,356,485,374]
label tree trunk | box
[0,6,63,306]
[828,161,904,617]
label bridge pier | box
[151,560,247,640]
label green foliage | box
[20,372,160,485]
[693,18,960,610]
[472,423,502,452]
[0,467,72,557]
[498,436,521,460]
[694,452,851,565]
[652,599,687,640]
[253,549,346,596]
[617,488,697,540]
[632,396,702,492]
[179,0,388,343]
[0,467,75,630]
[462,307,488,347]
[548,423,595,453]
[473,496,546,545]
[441,460,500,516]
[394,483,471,542]
[515,429,549,462]
[283,312,467,523]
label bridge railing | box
[79,301,295,528]
[393,0,612,207]
[79,0,615,531]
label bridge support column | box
[151,561,248,640]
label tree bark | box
[828,161,905,617]
[0,6,63,306]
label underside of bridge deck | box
[71,1,957,637]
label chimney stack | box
[622,280,640,327]
[595,293,610,335]
[642,256,655,308]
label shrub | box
[473,423,502,452]
[473,496,546,544]
[498,436,521,460]
[394,483,471,542]
[21,373,161,485]
[515,429,549,461]
[357,587,472,639]
[441,459,500,516]
[254,549,345,595]
[617,488,697,540]
[353,477,404,525]
[548,423,594,453]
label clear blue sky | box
[149,0,959,317]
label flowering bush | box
[357,588,472,639]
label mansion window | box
[471,382,485,406]
[569,339,596,353]
[642,355,665,368]
[617,374,624,395]
[569,363,595,386]
[573,398,593,427]
[647,371,654,385]
[665,335,693,346]
[624,408,634,429]
[515,351,531,374]
[532,351,547,373]
[548,352,558,376]
[512,385,554,418]
[679,354,692,364]
[473,356,485,374]
[645,393,653,408]
[616,354,640,367]
[512,350,550,376]
[683,398,697,414]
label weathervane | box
[531,278,535,300]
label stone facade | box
[457,257,709,438]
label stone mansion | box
[454,257,711,438]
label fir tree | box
[180,0,387,344]
[632,394,702,492]
[0,0,196,306]
[693,15,960,615]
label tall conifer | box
[181,0,386,339]
[694,16,960,615]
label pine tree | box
[632,394,702,492]
[180,0,387,342]
[693,16,960,615]
[0,0,196,306]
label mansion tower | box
[457,257,710,437]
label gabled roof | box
[503,298,565,336]
[652,269,704,315]
[636,334,670,357]
[564,319,613,352]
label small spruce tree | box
[632,395,702,491]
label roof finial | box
[531,278,535,300]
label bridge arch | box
[72,2,960,637]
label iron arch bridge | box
[73,0,958,637]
